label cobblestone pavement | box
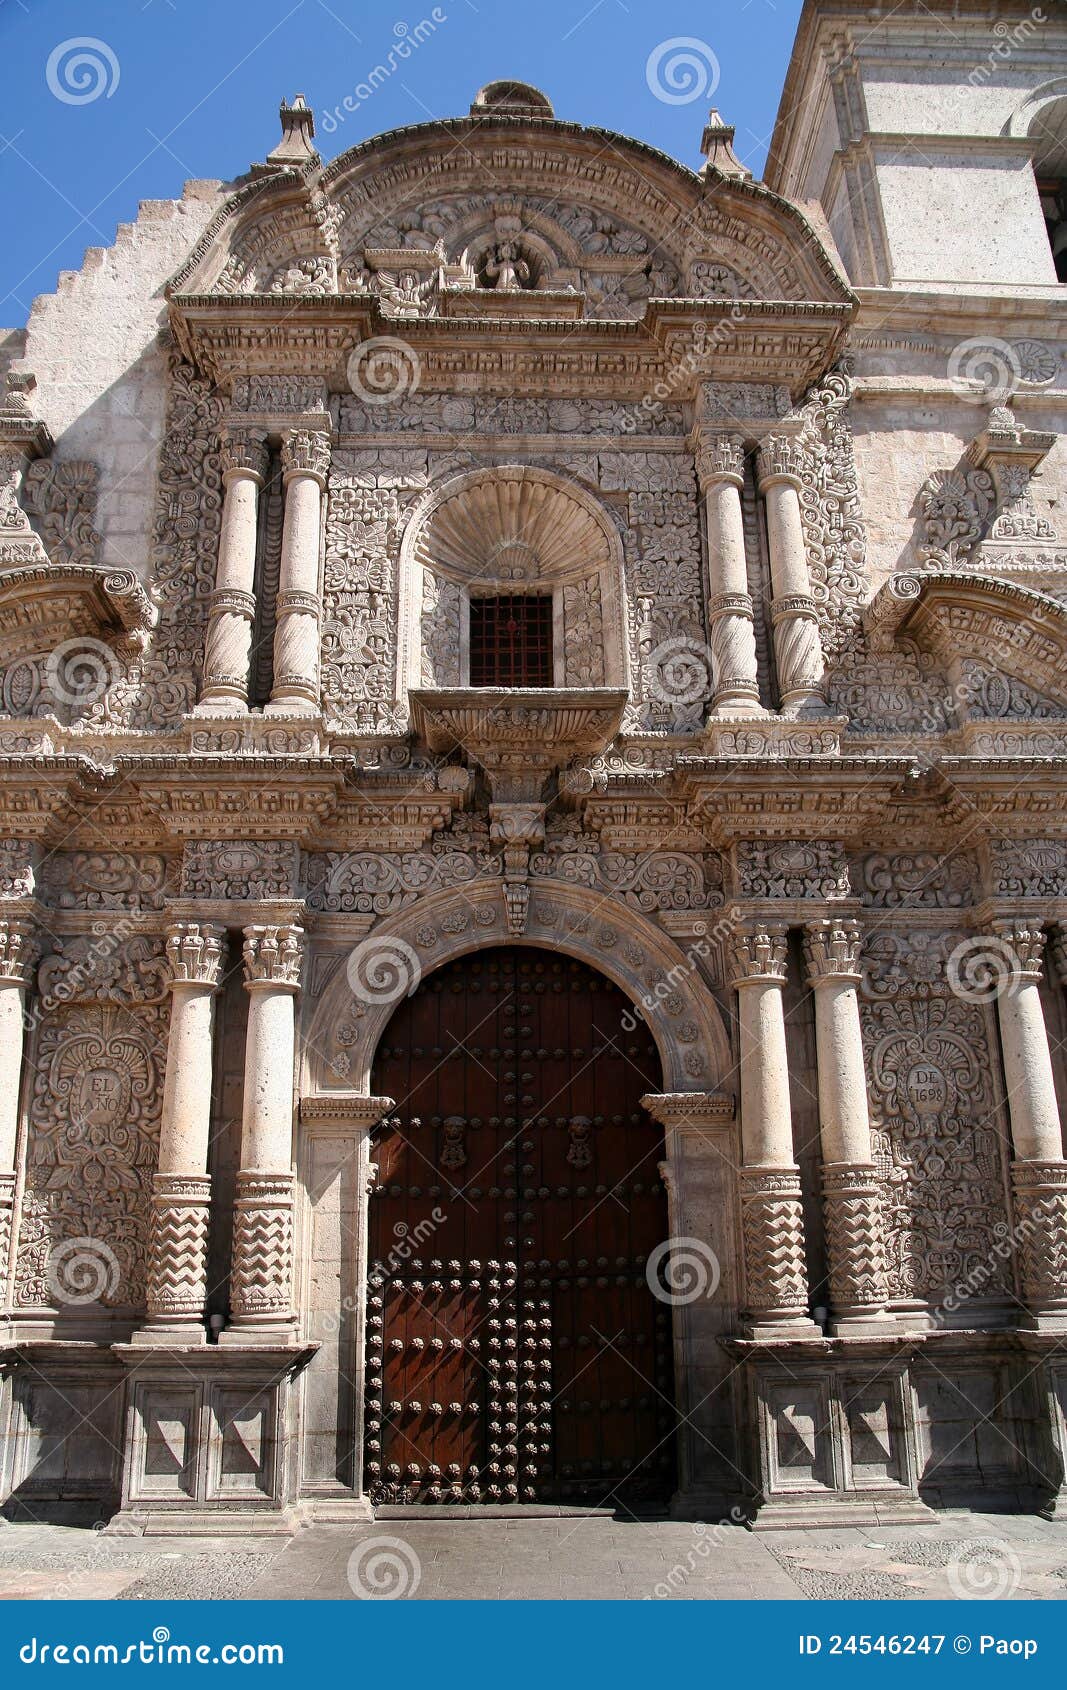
[1,1513,1065,1601]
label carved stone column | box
[729,922,818,1337]
[757,435,826,714]
[141,922,226,1342]
[268,429,329,713]
[0,918,37,1297]
[198,427,269,713]
[221,924,304,1343]
[990,922,1067,1327]
[803,918,889,1329]
[692,432,762,715]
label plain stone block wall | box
[7,181,224,578]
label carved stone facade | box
[2,33,1067,1531]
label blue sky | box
[0,0,802,324]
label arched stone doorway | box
[363,945,675,1507]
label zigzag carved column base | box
[1012,1161,1067,1331]
[739,1166,821,1340]
[220,1171,297,1346]
[137,1174,212,1344]
[821,1163,894,1332]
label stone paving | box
[0,1513,1065,1601]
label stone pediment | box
[167,104,853,335]
[865,572,1067,712]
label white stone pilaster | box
[729,922,818,1337]
[268,430,329,713]
[803,918,889,1329]
[198,428,269,712]
[757,435,826,714]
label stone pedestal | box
[729,923,820,1339]
[757,435,826,714]
[108,1344,316,1535]
[268,430,329,714]
[732,1337,932,1527]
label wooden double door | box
[364,946,676,1507]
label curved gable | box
[168,110,853,312]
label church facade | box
[1,0,1067,1533]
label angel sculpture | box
[374,268,438,318]
[483,240,531,291]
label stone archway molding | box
[302,876,733,1098]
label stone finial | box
[263,93,319,169]
[700,110,751,180]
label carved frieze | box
[984,839,1067,899]
[855,851,979,909]
[41,851,177,911]
[735,840,850,900]
[180,839,301,901]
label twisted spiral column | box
[803,919,889,1328]
[0,917,38,1307]
[222,924,304,1343]
[990,922,1067,1326]
[141,921,226,1340]
[269,429,329,713]
[199,428,269,712]
[729,922,819,1337]
[757,435,826,715]
[693,431,762,716]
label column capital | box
[728,921,789,986]
[219,425,269,485]
[757,433,806,491]
[164,920,226,989]
[803,917,864,985]
[990,919,1046,982]
[281,427,330,486]
[1049,925,1067,988]
[0,915,39,986]
[692,430,745,489]
[243,923,304,991]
